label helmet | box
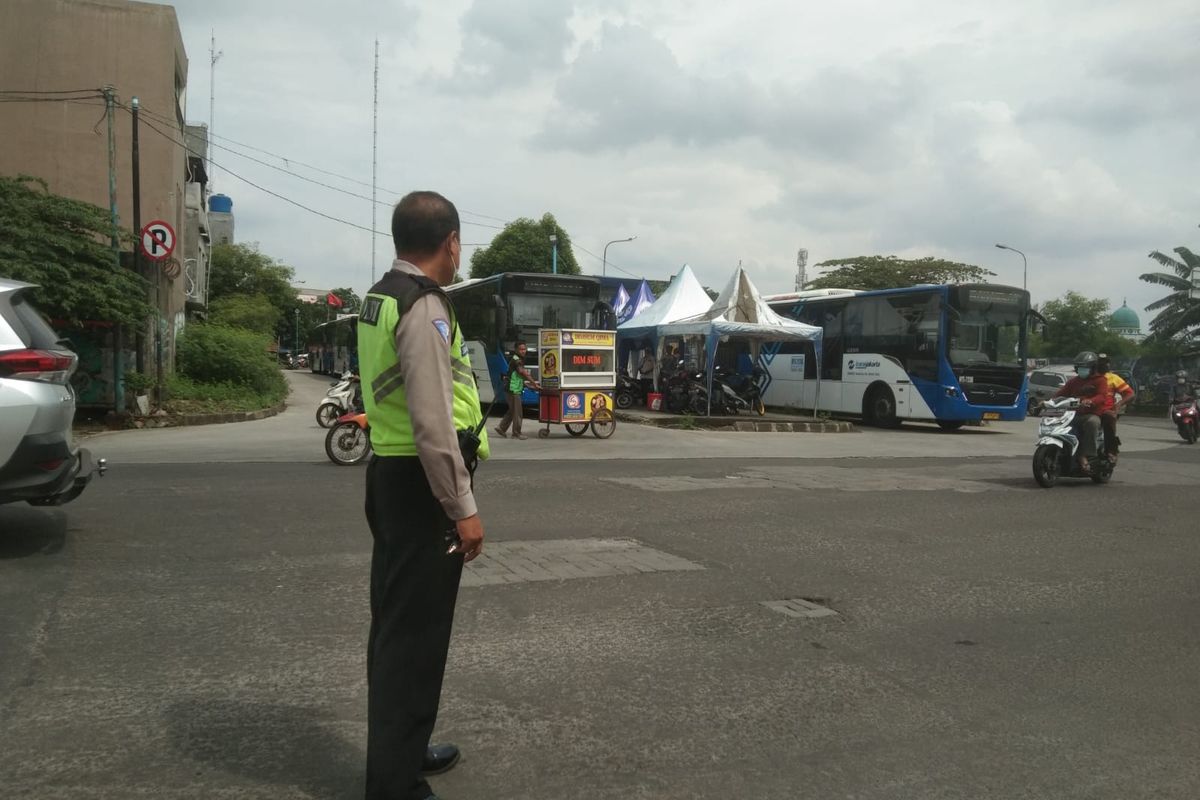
[1073,351,1098,378]
[1096,352,1111,372]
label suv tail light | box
[0,349,78,384]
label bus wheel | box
[866,386,900,428]
[937,420,966,432]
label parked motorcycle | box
[325,410,371,465]
[1171,397,1198,444]
[615,372,646,410]
[316,372,361,428]
[1031,397,1115,487]
[661,360,709,415]
[711,366,749,415]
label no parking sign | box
[139,220,176,261]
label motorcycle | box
[1031,397,1115,487]
[661,361,709,415]
[325,410,371,465]
[316,372,361,428]
[614,372,646,410]
[711,366,749,415]
[1171,397,1198,444]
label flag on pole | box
[326,292,344,308]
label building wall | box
[0,0,190,382]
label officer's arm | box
[394,294,476,520]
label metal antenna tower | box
[795,248,809,291]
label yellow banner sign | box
[539,329,560,347]
[563,330,615,347]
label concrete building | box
[0,0,196,406]
[183,123,211,315]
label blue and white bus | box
[446,273,615,405]
[764,283,1030,429]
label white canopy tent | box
[617,264,714,385]
[618,264,713,335]
[655,266,824,416]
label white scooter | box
[1031,397,1115,487]
[316,372,361,428]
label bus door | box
[464,340,496,403]
[763,341,820,410]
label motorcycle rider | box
[1170,370,1195,403]
[1052,351,1108,474]
[1095,353,1134,463]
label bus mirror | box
[595,301,617,331]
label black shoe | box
[421,743,460,776]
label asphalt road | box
[2,372,1199,799]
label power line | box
[130,106,505,242]
[132,100,511,226]
[574,243,641,279]
[0,88,104,95]
[134,112,385,236]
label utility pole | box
[371,37,379,286]
[209,30,222,188]
[103,86,125,414]
[131,97,147,379]
[795,247,809,292]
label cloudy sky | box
[170,0,1198,322]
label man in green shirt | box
[493,341,541,440]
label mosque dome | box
[1108,301,1141,331]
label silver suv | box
[0,278,104,506]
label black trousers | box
[365,456,464,800]
[1100,413,1119,455]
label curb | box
[614,411,854,433]
[127,402,287,429]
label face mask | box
[1076,367,1092,378]
[1180,378,1187,385]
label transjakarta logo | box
[847,360,881,371]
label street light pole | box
[995,243,1027,292]
[549,233,558,275]
[602,236,637,277]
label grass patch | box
[164,374,288,415]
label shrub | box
[177,323,285,397]
[164,374,285,413]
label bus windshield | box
[948,287,1026,368]
[509,293,597,330]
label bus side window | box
[806,302,845,380]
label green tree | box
[1031,291,1134,359]
[1139,243,1200,343]
[469,213,580,278]
[209,243,295,311]
[329,287,361,314]
[209,293,281,335]
[806,255,995,291]
[0,174,151,326]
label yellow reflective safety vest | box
[357,270,489,460]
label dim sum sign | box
[538,328,616,390]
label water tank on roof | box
[209,194,233,213]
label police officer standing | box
[358,191,488,800]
